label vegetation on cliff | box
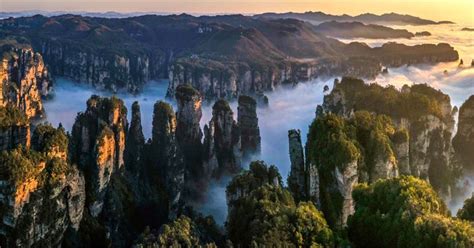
[32,124,68,156]
[458,194,474,222]
[226,161,333,247]
[0,106,28,129]
[306,111,402,227]
[0,147,43,187]
[322,77,458,194]
[134,214,222,247]
[327,77,450,123]
[348,176,474,247]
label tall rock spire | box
[175,84,204,195]
[238,95,261,161]
[70,95,128,217]
[151,101,185,216]
[125,101,145,174]
[287,129,306,202]
[203,99,241,179]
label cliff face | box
[321,78,457,194]
[166,61,323,101]
[40,41,164,93]
[166,43,458,101]
[306,112,400,228]
[0,124,85,248]
[70,95,128,217]
[453,95,474,170]
[203,99,241,179]
[300,78,459,228]
[238,95,261,161]
[1,45,52,120]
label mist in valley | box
[42,23,473,224]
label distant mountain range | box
[313,21,417,39]
[0,14,458,99]
[255,11,454,25]
[1,10,453,26]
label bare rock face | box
[203,99,241,179]
[238,95,261,161]
[287,129,306,202]
[40,41,159,93]
[0,124,85,248]
[453,95,474,170]
[307,161,320,207]
[1,45,52,120]
[70,95,128,217]
[335,160,358,228]
[151,101,185,217]
[125,101,145,174]
[392,129,410,175]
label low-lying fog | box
[43,77,331,224]
[43,23,473,224]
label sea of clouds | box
[43,23,473,224]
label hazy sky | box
[1,0,473,25]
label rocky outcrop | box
[320,78,457,194]
[174,84,204,195]
[453,95,474,170]
[151,101,185,217]
[70,95,128,217]
[238,95,261,161]
[203,99,241,179]
[1,45,52,120]
[0,124,85,248]
[287,129,306,202]
[300,78,459,228]
[125,101,145,174]
[306,112,399,228]
[67,96,172,247]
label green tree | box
[226,161,333,247]
[348,176,474,248]
[457,194,474,222]
[134,216,217,248]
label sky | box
[1,0,473,26]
